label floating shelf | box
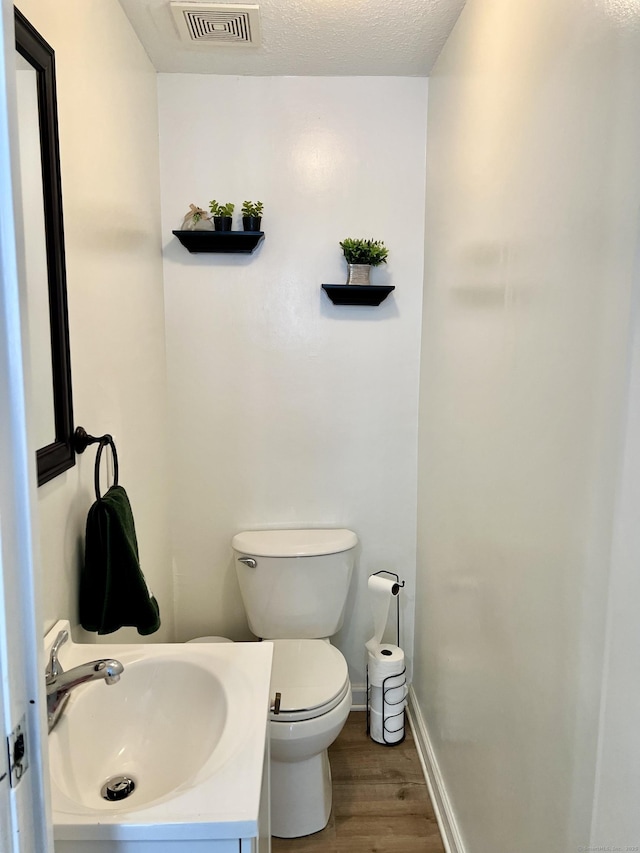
[322,284,395,306]
[172,230,265,254]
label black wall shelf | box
[173,230,265,254]
[322,284,395,306]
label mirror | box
[14,8,75,486]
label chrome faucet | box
[45,630,124,732]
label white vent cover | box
[171,3,261,46]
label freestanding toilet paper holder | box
[366,571,406,746]
[370,570,404,645]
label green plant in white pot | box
[339,238,388,285]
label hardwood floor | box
[271,712,445,853]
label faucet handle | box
[46,629,69,681]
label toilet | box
[232,527,357,839]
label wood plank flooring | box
[271,711,445,853]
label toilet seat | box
[269,639,350,723]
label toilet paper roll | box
[369,707,405,745]
[369,705,384,743]
[384,678,408,708]
[367,644,405,687]
[370,684,383,715]
[365,575,399,654]
[369,678,407,714]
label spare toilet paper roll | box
[385,674,408,704]
[369,706,404,745]
[370,684,384,715]
[365,575,399,654]
[367,644,405,687]
[370,678,407,714]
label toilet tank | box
[232,529,357,640]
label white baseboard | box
[407,686,466,853]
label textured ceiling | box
[117,0,467,76]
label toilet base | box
[271,749,332,838]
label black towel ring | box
[93,436,119,501]
[73,427,119,501]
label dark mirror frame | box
[15,8,75,486]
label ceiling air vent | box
[170,3,261,46]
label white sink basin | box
[44,622,273,846]
[50,656,228,810]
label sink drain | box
[101,775,136,802]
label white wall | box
[591,256,640,844]
[16,0,173,642]
[158,75,427,687]
[414,0,640,851]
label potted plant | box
[209,200,235,232]
[339,238,389,285]
[241,200,264,231]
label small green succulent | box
[339,238,389,266]
[209,200,235,217]
[241,200,264,217]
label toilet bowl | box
[232,527,358,838]
[186,632,351,835]
[186,634,351,836]
[186,636,232,644]
[268,639,351,837]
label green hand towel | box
[80,485,160,635]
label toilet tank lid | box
[232,528,358,557]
